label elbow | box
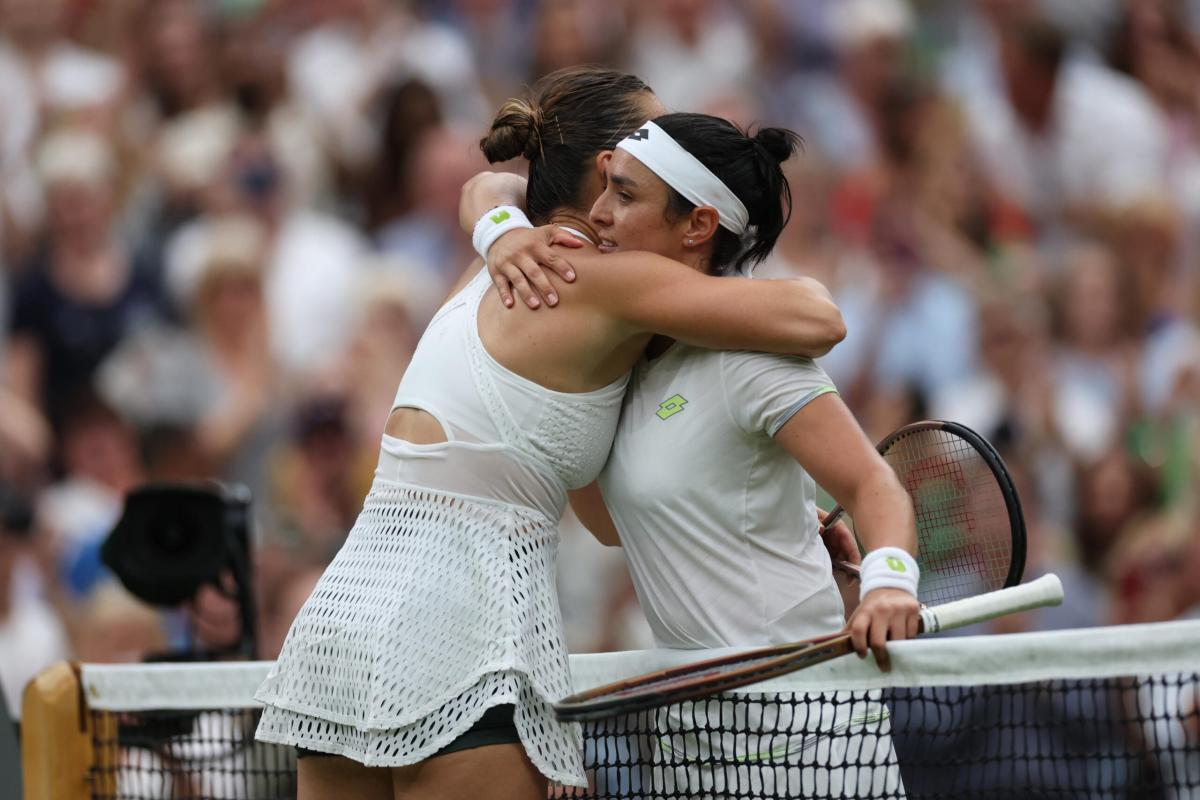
[822,306,848,353]
[795,301,846,357]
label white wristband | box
[472,205,533,263]
[859,547,919,601]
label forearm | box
[655,278,846,355]
[459,171,529,234]
[842,465,916,557]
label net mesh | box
[78,621,1200,800]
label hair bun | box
[751,127,801,165]
[480,98,544,163]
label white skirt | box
[254,477,585,787]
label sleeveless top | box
[254,267,628,786]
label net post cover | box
[20,661,101,800]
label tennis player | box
[253,67,846,800]
[471,114,919,798]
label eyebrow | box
[609,172,639,190]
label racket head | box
[555,634,852,723]
[872,420,1025,604]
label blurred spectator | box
[164,132,367,379]
[627,0,756,111]
[288,0,488,173]
[1106,0,1200,228]
[72,583,167,664]
[778,0,915,174]
[1047,242,1139,460]
[0,483,69,718]
[98,215,285,499]
[951,14,1169,232]
[266,395,373,558]
[529,0,626,81]
[374,124,486,285]
[0,0,125,124]
[37,393,142,599]
[822,198,979,416]
[5,128,167,433]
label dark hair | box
[653,113,802,275]
[480,66,652,222]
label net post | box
[20,661,97,800]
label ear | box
[681,206,721,249]
[595,150,613,176]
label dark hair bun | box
[751,127,802,165]
[480,98,544,163]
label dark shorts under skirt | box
[295,704,520,761]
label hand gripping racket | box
[554,574,1063,722]
[827,420,1026,605]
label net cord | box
[80,617,1200,711]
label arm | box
[773,392,918,668]
[459,170,528,233]
[459,171,579,308]
[573,251,846,357]
[567,481,621,546]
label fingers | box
[519,254,558,306]
[491,271,515,308]
[502,264,541,309]
[548,229,585,252]
[848,610,870,660]
[539,247,577,284]
[848,590,922,673]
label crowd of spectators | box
[1,0,1198,717]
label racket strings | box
[884,429,1014,605]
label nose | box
[589,191,613,229]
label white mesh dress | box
[255,268,628,787]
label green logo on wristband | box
[490,210,511,224]
[886,556,907,573]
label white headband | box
[616,120,750,236]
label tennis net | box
[21,619,1200,799]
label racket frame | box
[827,419,1026,593]
[555,575,1063,722]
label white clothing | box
[255,271,627,786]
[628,12,756,111]
[955,56,1168,219]
[0,590,71,720]
[599,345,845,650]
[595,345,903,797]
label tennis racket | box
[555,574,1063,722]
[827,420,1025,605]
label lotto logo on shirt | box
[656,394,688,420]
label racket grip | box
[918,574,1063,634]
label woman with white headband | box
[471,112,919,796]
[255,68,849,800]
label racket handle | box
[918,574,1063,634]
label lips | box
[598,238,617,254]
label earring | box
[687,238,694,245]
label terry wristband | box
[472,205,532,262]
[859,547,920,601]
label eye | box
[617,191,633,205]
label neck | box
[547,211,599,245]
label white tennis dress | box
[255,267,627,787]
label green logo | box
[886,556,907,573]
[489,209,511,224]
[656,394,688,420]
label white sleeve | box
[720,351,839,437]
